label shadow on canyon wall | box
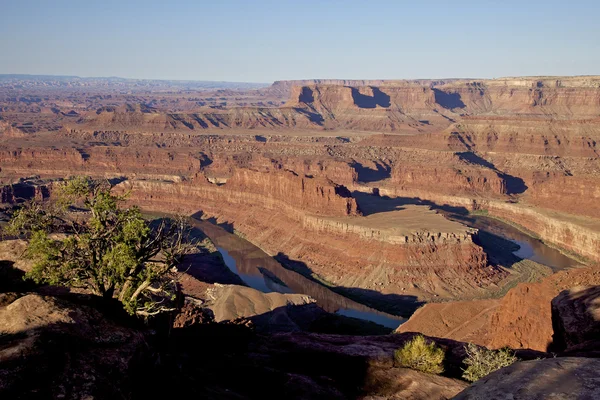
[298,87,315,103]
[107,176,128,186]
[274,252,424,317]
[352,191,470,216]
[457,151,528,195]
[351,161,391,183]
[433,88,466,109]
[351,87,391,109]
[294,107,325,124]
[191,114,210,128]
[472,229,523,269]
[201,216,235,233]
[254,135,267,143]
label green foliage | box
[394,335,445,374]
[4,201,55,236]
[462,343,518,382]
[6,176,195,316]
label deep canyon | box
[1,75,600,398]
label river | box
[188,209,580,330]
[448,214,581,271]
[189,217,406,329]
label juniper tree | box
[5,176,194,316]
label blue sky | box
[1,0,598,82]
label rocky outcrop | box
[0,294,149,399]
[202,284,316,329]
[551,286,600,353]
[0,120,25,138]
[487,266,600,351]
[0,239,31,273]
[395,299,500,346]
[226,168,360,216]
[247,332,471,399]
[395,265,600,352]
[117,178,495,301]
[453,358,600,400]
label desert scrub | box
[394,335,445,374]
[462,343,518,382]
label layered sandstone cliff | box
[397,264,600,352]
[1,75,598,307]
[111,175,496,302]
[51,76,600,135]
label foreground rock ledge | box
[0,294,148,399]
[551,285,600,353]
[453,357,600,400]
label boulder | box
[551,285,600,353]
[453,357,600,400]
[0,239,31,274]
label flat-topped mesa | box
[286,84,439,113]
[269,78,465,97]
[276,79,600,133]
[302,213,476,245]
[272,76,600,94]
[39,76,600,136]
[287,79,600,115]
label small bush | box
[394,335,445,374]
[462,343,518,382]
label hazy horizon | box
[2,72,600,86]
[2,1,599,82]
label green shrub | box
[462,343,518,382]
[394,335,445,374]
[6,177,195,316]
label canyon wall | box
[0,139,494,301]
[1,75,599,304]
[46,76,600,135]
[112,176,495,301]
[371,186,600,263]
[397,264,600,352]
